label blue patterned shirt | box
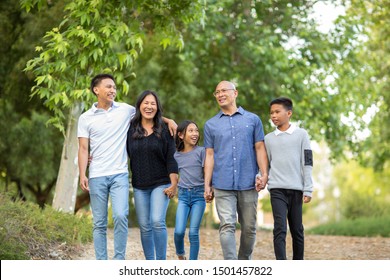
[204,107,265,190]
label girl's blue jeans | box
[174,186,206,260]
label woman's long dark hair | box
[175,120,199,152]
[130,90,164,139]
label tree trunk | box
[52,102,83,213]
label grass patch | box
[0,193,92,259]
[307,215,390,237]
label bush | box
[342,193,389,219]
[307,215,390,237]
[0,193,92,259]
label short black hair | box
[90,74,115,95]
[269,97,293,111]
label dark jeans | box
[270,188,304,260]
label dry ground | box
[70,228,390,260]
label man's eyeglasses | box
[213,88,235,96]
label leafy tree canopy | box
[22,0,205,133]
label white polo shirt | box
[77,101,135,178]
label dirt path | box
[71,228,390,260]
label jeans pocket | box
[193,187,205,198]
[178,187,186,197]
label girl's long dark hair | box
[175,120,199,152]
[130,90,164,139]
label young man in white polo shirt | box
[78,74,176,260]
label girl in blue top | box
[174,120,207,260]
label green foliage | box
[20,0,50,12]
[331,160,389,220]
[128,190,138,228]
[166,197,179,228]
[342,192,389,220]
[260,195,272,213]
[9,112,62,186]
[308,215,390,237]
[22,0,205,132]
[360,3,390,170]
[0,193,92,259]
[0,99,62,206]
[0,0,66,205]
[0,0,66,114]
[330,0,390,169]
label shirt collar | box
[91,101,119,112]
[274,123,296,136]
[218,106,244,118]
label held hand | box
[204,186,214,203]
[79,176,89,192]
[164,185,177,199]
[255,175,263,191]
[255,174,267,192]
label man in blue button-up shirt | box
[204,80,268,260]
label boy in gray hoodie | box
[262,97,313,260]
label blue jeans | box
[214,188,258,260]
[174,186,206,260]
[89,172,129,260]
[133,184,170,260]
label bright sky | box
[312,0,346,33]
